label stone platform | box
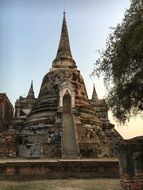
[0,159,119,179]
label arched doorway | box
[63,90,72,113]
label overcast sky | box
[0,0,143,139]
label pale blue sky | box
[1,0,143,139]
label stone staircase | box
[62,113,79,158]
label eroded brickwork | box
[0,94,16,157]
[0,93,14,127]
[119,136,143,190]
[0,160,119,179]
[0,126,16,157]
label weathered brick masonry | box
[119,136,143,190]
[0,94,16,157]
[0,160,119,179]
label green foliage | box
[93,0,143,124]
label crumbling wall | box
[77,124,119,158]
[75,109,122,158]
[17,127,61,158]
[0,93,14,126]
[0,128,16,157]
[119,136,143,190]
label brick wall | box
[0,160,119,179]
[0,128,16,157]
[0,93,14,125]
[119,136,143,190]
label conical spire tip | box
[26,80,35,99]
[92,83,98,101]
[63,6,66,15]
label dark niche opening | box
[63,90,72,114]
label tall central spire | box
[52,12,76,69]
[56,11,72,59]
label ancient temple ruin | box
[0,93,16,157]
[1,13,123,158]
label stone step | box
[62,113,79,158]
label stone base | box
[0,159,119,179]
[121,178,143,190]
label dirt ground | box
[0,179,122,190]
[0,158,118,163]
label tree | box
[92,0,143,124]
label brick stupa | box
[13,12,123,158]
